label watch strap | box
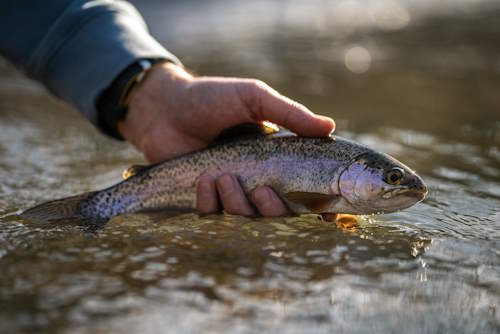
[97,58,167,139]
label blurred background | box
[0,0,499,333]
[131,0,500,136]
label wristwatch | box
[97,58,167,139]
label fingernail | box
[330,119,336,132]
[254,187,271,207]
[218,174,234,195]
[319,116,335,130]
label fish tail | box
[21,192,95,223]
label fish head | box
[337,152,427,214]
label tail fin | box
[21,192,94,224]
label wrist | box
[118,62,193,152]
[97,58,168,139]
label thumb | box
[240,80,335,137]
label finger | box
[251,186,288,217]
[196,175,220,214]
[240,80,335,137]
[215,174,255,216]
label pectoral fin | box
[284,192,340,213]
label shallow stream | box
[0,1,499,332]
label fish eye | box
[384,167,405,185]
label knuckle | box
[251,79,269,91]
[197,176,213,192]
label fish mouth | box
[413,186,428,201]
[381,185,428,201]
[374,186,427,214]
[381,187,409,199]
[411,180,428,201]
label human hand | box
[118,62,335,217]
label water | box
[1,0,499,332]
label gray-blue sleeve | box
[0,0,181,129]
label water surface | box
[0,1,499,333]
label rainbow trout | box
[22,126,427,223]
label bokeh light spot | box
[344,45,372,73]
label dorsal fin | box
[123,165,149,179]
[210,122,294,146]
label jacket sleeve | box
[0,0,181,130]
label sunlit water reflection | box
[1,0,499,333]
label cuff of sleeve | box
[27,0,181,133]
